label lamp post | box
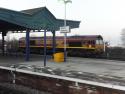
[59,0,72,62]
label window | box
[30,40,35,46]
[99,40,104,44]
[96,40,99,44]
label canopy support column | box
[25,29,30,61]
[2,31,6,56]
[52,31,56,54]
[44,30,47,67]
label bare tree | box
[7,37,19,52]
[121,28,125,47]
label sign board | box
[60,26,70,33]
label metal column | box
[2,31,6,56]
[44,30,47,67]
[25,30,30,61]
[52,31,56,54]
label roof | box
[19,35,103,40]
[0,7,80,31]
[69,35,103,40]
[21,7,46,15]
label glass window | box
[96,40,99,44]
[99,40,104,44]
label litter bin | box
[53,52,64,62]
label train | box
[18,35,105,57]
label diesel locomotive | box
[18,35,105,56]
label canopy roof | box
[0,7,80,32]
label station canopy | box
[0,7,80,32]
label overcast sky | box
[0,0,125,46]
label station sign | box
[60,26,71,33]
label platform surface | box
[0,54,125,86]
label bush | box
[106,47,125,60]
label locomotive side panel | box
[18,35,105,57]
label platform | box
[0,54,125,94]
[0,54,125,85]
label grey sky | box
[0,0,125,46]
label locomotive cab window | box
[99,40,103,44]
[96,40,99,44]
[96,39,103,44]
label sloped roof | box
[0,7,80,31]
[20,35,103,40]
[21,7,46,15]
[71,35,103,39]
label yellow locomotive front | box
[55,35,105,57]
[95,38,105,55]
